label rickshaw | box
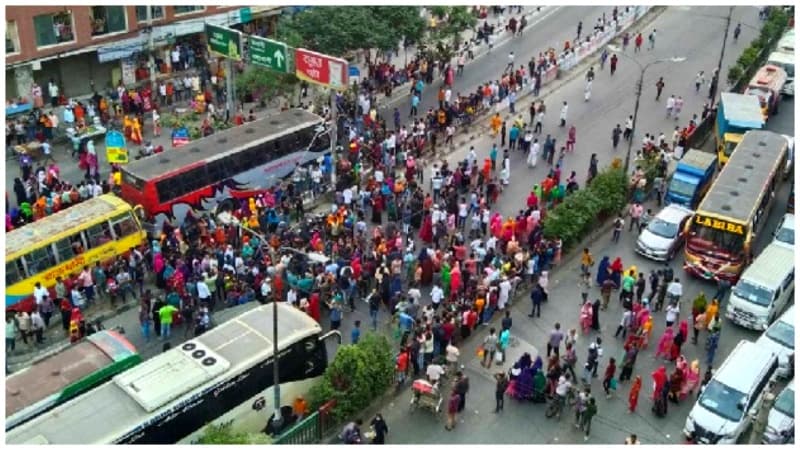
[409,379,442,414]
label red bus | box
[118,109,330,230]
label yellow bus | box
[684,130,788,283]
[5,194,146,312]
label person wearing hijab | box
[651,365,667,401]
[628,376,642,413]
[591,298,601,331]
[654,326,674,359]
[669,320,688,361]
[609,257,623,287]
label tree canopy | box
[196,422,272,444]
[282,6,426,57]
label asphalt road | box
[329,5,793,445]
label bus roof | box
[6,303,321,444]
[5,330,137,422]
[697,130,788,223]
[121,109,323,181]
[720,92,764,129]
[6,195,130,258]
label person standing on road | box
[576,21,583,40]
[648,29,656,50]
[529,281,545,317]
[623,115,633,141]
[627,376,642,413]
[482,328,499,368]
[619,341,639,382]
[581,397,598,440]
[546,322,564,357]
[410,93,420,117]
[535,108,544,134]
[445,390,460,430]
[612,124,622,149]
[527,138,539,168]
[673,96,684,121]
[602,358,617,397]
[634,32,643,52]
[587,153,599,184]
[566,125,577,152]
[610,53,618,75]
[559,101,568,127]
[158,302,178,340]
[655,77,665,101]
[628,202,643,231]
[494,372,509,412]
[611,215,624,243]
[665,95,675,118]
[694,71,705,93]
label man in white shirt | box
[430,284,444,310]
[33,282,48,306]
[342,187,353,206]
[197,275,211,303]
[260,278,272,301]
[426,361,445,384]
[287,287,298,306]
[458,199,469,229]
[408,287,422,304]
[311,166,323,194]
[374,167,384,184]
[667,278,683,303]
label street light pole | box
[219,218,282,430]
[624,68,644,174]
[709,6,734,106]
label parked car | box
[635,204,694,261]
[772,213,794,249]
[763,380,794,444]
[756,305,795,379]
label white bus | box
[6,304,340,444]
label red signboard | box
[294,48,349,89]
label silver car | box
[763,380,794,444]
[635,204,694,261]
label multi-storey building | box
[5,5,281,101]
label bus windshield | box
[690,224,746,256]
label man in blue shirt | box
[398,310,415,334]
[410,94,420,117]
[351,320,361,344]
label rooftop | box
[121,109,323,181]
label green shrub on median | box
[542,167,627,252]
[308,334,395,422]
[727,8,789,84]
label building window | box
[33,11,75,47]
[173,6,205,16]
[90,6,127,36]
[136,6,164,22]
[6,20,20,54]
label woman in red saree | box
[628,375,642,413]
[651,366,667,400]
[419,212,433,243]
[654,326,674,359]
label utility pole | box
[624,68,644,175]
[710,6,734,106]
[146,6,156,89]
[330,90,338,190]
[749,381,776,444]
[225,12,238,117]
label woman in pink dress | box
[680,359,701,399]
[579,299,593,334]
[654,326,674,359]
[651,365,667,400]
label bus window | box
[111,213,139,237]
[24,247,57,275]
[54,237,77,263]
[6,260,24,285]
[70,233,86,255]
[85,222,112,248]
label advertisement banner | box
[172,127,190,148]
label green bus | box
[5,329,140,431]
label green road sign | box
[205,23,242,61]
[248,35,289,73]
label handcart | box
[409,379,442,414]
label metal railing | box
[273,399,337,445]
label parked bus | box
[6,330,140,431]
[5,194,147,312]
[118,109,330,231]
[684,130,788,282]
[6,303,340,444]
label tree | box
[308,334,394,422]
[280,7,425,58]
[420,6,477,62]
[235,66,297,105]
[196,423,272,444]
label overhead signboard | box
[205,23,242,61]
[248,36,289,73]
[294,48,348,89]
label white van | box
[756,305,795,378]
[684,340,779,444]
[725,242,794,330]
[762,380,794,444]
[777,29,794,54]
[767,51,795,96]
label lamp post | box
[216,216,283,431]
[607,45,686,174]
